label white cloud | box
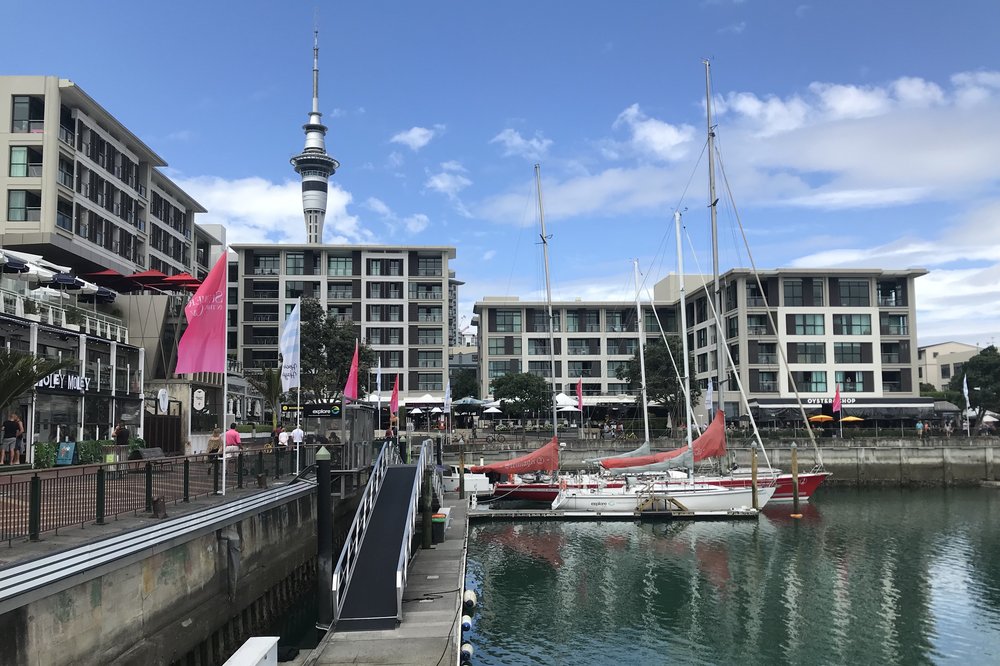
[482,250,496,261]
[891,77,945,107]
[490,129,554,160]
[403,214,430,233]
[808,82,892,120]
[390,125,444,151]
[175,175,370,244]
[718,22,746,35]
[613,104,695,161]
[425,163,473,199]
[387,151,404,168]
[365,197,392,217]
[361,196,431,235]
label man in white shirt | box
[291,425,304,446]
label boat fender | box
[461,642,475,662]
[463,589,478,611]
[461,614,473,631]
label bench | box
[128,447,174,471]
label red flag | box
[576,378,583,410]
[832,384,842,413]
[343,340,359,402]
[390,375,399,415]
[175,253,228,374]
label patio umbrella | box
[430,407,443,414]
[808,414,834,423]
[557,406,581,412]
[408,407,423,415]
[840,416,865,422]
[483,406,502,414]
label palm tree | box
[0,349,73,413]
[245,367,284,430]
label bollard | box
[458,444,466,501]
[421,468,433,549]
[257,450,264,476]
[96,467,106,525]
[28,475,41,541]
[790,442,802,518]
[316,447,334,630]
[435,435,443,466]
[145,462,153,512]
[183,458,190,502]
[213,456,220,494]
[751,443,759,511]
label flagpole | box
[221,253,229,497]
[296,384,301,475]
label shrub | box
[33,442,57,469]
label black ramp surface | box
[338,465,417,631]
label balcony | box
[757,354,777,364]
[418,337,443,345]
[13,120,44,133]
[252,291,279,299]
[758,381,778,392]
[746,297,767,307]
[878,296,903,307]
[747,325,769,335]
[251,314,279,322]
[252,267,280,276]
[883,381,903,392]
[58,171,74,188]
[882,325,908,336]
[418,360,443,368]
[881,353,901,363]
[417,314,443,322]
[329,290,352,300]
[251,337,278,345]
[58,126,75,145]
[410,291,443,301]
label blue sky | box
[4,1,999,346]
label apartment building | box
[917,341,981,391]
[231,244,456,399]
[475,267,931,418]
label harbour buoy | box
[462,589,478,611]
[461,643,475,662]
[461,614,473,631]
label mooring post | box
[459,440,466,501]
[316,446,334,630]
[790,442,802,518]
[421,467,433,549]
[751,443,759,511]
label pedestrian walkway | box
[300,498,469,666]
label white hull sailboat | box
[551,480,775,513]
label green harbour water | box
[465,488,1000,665]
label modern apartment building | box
[230,244,456,399]
[475,267,931,418]
[917,341,981,391]
[472,296,676,402]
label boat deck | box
[469,507,759,521]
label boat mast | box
[704,59,724,422]
[535,164,559,438]
[676,211,694,480]
[633,259,651,444]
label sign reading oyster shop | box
[37,372,92,392]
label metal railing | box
[394,440,432,622]
[332,442,400,623]
[0,446,308,545]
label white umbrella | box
[409,407,424,415]
[416,393,440,403]
[483,406,502,414]
[557,406,581,412]
[430,407,443,414]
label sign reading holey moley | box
[37,372,92,392]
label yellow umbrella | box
[808,414,834,422]
[840,415,865,422]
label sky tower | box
[290,31,339,244]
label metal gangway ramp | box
[331,440,440,632]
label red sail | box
[471,436,560,475]
[600,410,728,469]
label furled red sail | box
[471,436,559,475]
[599,410,727,470]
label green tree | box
[0,349,73,412]
[451,369,480,400]
[245,367,284,429]
[947,345,1000,429]
[617,336,701,428]
[491,372,551,417]
[298,298,376,401]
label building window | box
[488,337,506,355]
[839,279,870,306]
[784,278,804,306]
[417,373,443,391]
[495,310,522,333]
[757,342,777,364]
[11,95,45,133]
[531,310,561,332]
[488,360,511,380]
[746,283,767,307]
[833,314,871,335]
[606,338,638,356]
[697,353,708,373]
[528,361,553,378]
[726,316,739,339]
[417,351,442,368]
[254,254,280,275]
[527,339,551,356]
[585,311,600,332]
[792,314,825,335]
[696,328,708,348]
[328,282,352,299]
[416,328,443,345]
[417,256,442,276]
[793,370,827,392]
[7,190,40,221]
[835,371,866,392]
[941,364,951,379]
[607,360,628,378]
[285,281,305,299]
[795,342,826,363]
[835,342,863,363]
[758,371,778,392]
[418,306,442,322]
[285,252,305,275]
[880,313,908,336]
[328,256,352,276]
[747,314,769,336]
[877,280,905,307]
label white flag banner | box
[963,374,970,410]
[376,358,382,408]
[706,379,714,415]
[443,380,452,414]
[279,301,301,392]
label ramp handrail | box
[394,439,433,622]
[332,441,401,622]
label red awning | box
[600,410,728,470]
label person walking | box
[916,420,924,440]
[224,422,242,455]
[1,413,21,465]
[12,414,25,465]
[113,421,130,447]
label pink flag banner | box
[343,341,359,402]
[832,385,842,413]
[175,254,228,374]
[576,378,583,409]
[390,375,399,415]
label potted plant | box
[64,308,82,331]
[22,299,40,322]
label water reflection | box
[467,489,1000,665]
